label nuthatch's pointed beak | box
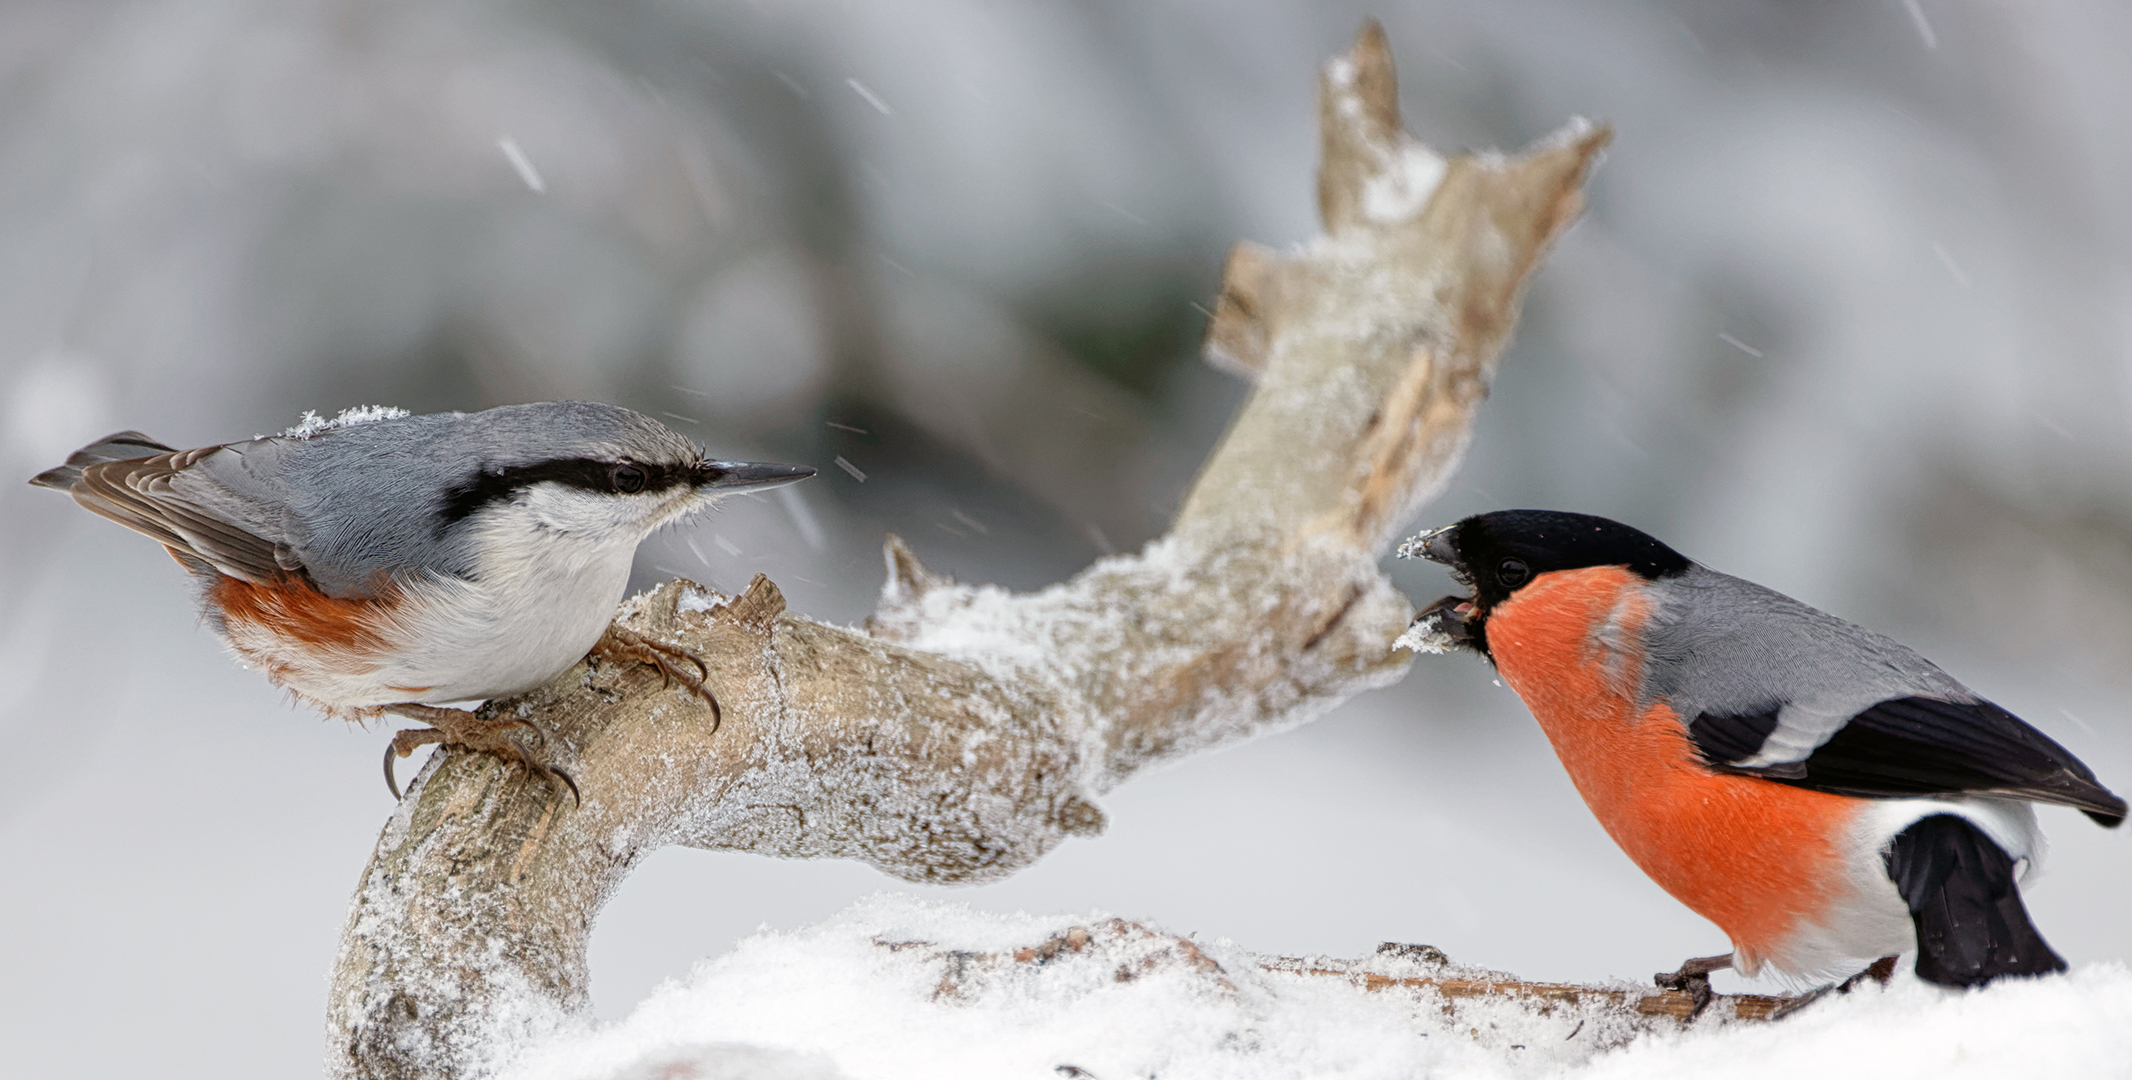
[697,460,816,491]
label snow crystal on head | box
[283,404,411,439]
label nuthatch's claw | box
[378,704,577,806]
[546,763,582,805]
[591,625,722,731]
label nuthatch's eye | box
[1496,558,1531,589]
[611,463,647,493]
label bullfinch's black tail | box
[1885,814,2067,988]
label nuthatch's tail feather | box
[1886,814,2068,988]
[28,431,175,489]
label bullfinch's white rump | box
[1405,510,2123,1006]
[31,401,815,800]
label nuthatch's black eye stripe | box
[437,457,694,527]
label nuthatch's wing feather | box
[27,432,174,492]
[61,444,290,585]
[181,423,476,595]
[28,431,176,489]
[1647,567,2125,826]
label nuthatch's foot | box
[591,625,721,730]
[1654,953,1732,1019]
[380,703,579,805]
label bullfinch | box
[1404,509,2124,997]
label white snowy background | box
[1,1,2129,1077]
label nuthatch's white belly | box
[209,533,638,712]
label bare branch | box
[327,22,1609,1079]
[917,919,1799,1033]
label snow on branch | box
[326,21,1610,1080]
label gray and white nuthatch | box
[30,401,814,800]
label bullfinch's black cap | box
[1412,509,1691,626]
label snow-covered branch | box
[327,21,1608,1079]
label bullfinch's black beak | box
[697,461,816,491]
[1405,524,1463,570]
[1399,524,1479,650]
[1415,594,1480,649]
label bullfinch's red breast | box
[1409,509,2123,991]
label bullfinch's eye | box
[611,463,648,493]
[1496,558,1531,588]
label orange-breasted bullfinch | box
[1404,509,2124,994]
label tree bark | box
[326,21,1609,1079]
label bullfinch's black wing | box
[1692,697,2126,827]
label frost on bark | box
[327,21,1609,1079]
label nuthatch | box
[31,401,814,801]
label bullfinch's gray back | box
[1639,567,1974,769]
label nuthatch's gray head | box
[204,401,816,595]
[423,402,814,548]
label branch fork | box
[329,21,1609,1078]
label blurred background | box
[2,0,2128,1075]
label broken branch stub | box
[328,21,1608,1080]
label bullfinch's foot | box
[380,703,579,805]
[1653,954,1733,1018]
[1756,956,1898,1021]
[1838,955,1899,994]
[591,625,722,730]
[1764,983,1834,1020]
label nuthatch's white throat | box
[31,401,815,800]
